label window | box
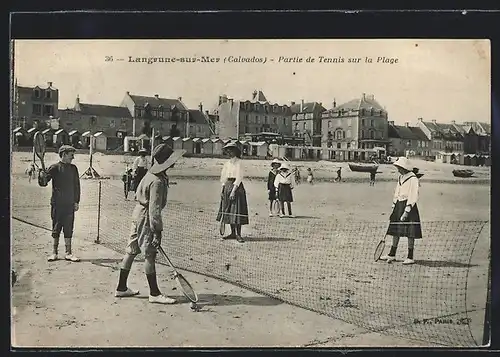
[346,130,351,138]
[45,90,52,99]
[336,130,343,140]
[255,104,259,111]
[255,115,259,124]
[303,122,307,130]
[337,143,341,149]
[347,118,352,126]
[110,119,116,128]
[245,126,249,133]
[370,119,374,127]
[343,131,346,139]
[347,142,351,149]
[283,118,286,125]
[32,104,42,115]
[370,130,375,139]
[265,116,268,124]
[273,117,277,124]
[34,89,40,98]
[328,120,332,128]
[245,114,249,123]
[295,123,299,130]
[360,109,365,116]
[159,107,164,118]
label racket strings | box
[177,275,198,302]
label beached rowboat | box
[452,169,474,178]
[348,163,379,172]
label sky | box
[13,39,490,125]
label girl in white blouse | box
[381,156,422,265]
[216,142,249,243]
[274,162,296,217]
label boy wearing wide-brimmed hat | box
[216,141,249,243]
[380,156,423,265]
[38,145,81,262]
[267,158,281,216]
[115,144,186,304]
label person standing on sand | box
[380,157,422,265]
[216,142,249,243]
[274,162,296,218]
[267,158,281,217]
[369,170,376,186]
[38,145,81,262]
[335,167,342,182]
[132,148,149,192]
[306,168,314,184]
[114,144,186,303]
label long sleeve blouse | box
[392,172,419,212]
[220,158,244,188]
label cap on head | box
[58,145,76,156]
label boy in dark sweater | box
[38,145,81,262]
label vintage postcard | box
[10,39,491,348]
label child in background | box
[274,162,295,218]
[267,159,281,216]
[122,167,134,200]
[306,168,314,184]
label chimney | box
[205,110,209,116]
[362,93,366,100]
[451,120,456,124]
[178,97,182,102]
[47,81,53,87]
[154,94,159,99]
[198,102,203,112]
[405,122,409,127]
[333,99,337,108]
[75,95,81,111]
[432,119,437,124]
[291,101,295,106]
[417,117,423,122]
[389,121,395,125]
[300,99,304,112]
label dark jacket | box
[41,162,81,206]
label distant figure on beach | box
[335,167,342,182]
[306,168,314,185]
[122,167,134,200]
[369,170,377,186]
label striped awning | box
[55,129,65,135]
[94,131,105,137]
[13,127,22,133]
[68,130,80,136]
[82,131,91,137]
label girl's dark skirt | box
[216,179,249,225]
[278,183,293,202]
[386,200,423,239]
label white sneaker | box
[115,288,140,297]
[269,212,274,217]
[386,256,396,263]
[402,258,415,265]
[149,294,176,304]
[47,254,58,262]
[65,254,80,262]
[288,214,295,218]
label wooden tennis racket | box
[374,234,387,262]
[33,132,46,171]
[157,245,199,305]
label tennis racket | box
[272,198,280,215]
[33,132,46,172]
[157,245,198,304]
[374,234,387,262]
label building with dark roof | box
[121,91,211,138]
[321,93,390,151]
[290,100,326,147]
[13,81,59,129]
[388,122,431,157]
[215,90,293,140]
[416,118,464,156]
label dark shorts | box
[51,204,75,238]
[268,188,277,201]
[386,200,423,239]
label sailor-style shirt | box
[392,172,419,213]
[274,171,295,189]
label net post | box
[482,257,491,346]
[95,180,102,244]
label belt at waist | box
[226,178,236,182]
